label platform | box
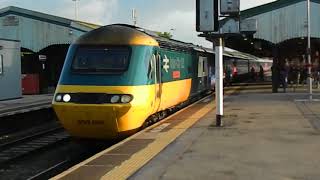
[53,86,320,180]
[0,94,53,117]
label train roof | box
[75,24,208,53]
[75,24,266,61]
[74,24,159,46]
[112,24,208,53]
[122,24,262,60]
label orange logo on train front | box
[172,71,180,79]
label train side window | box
[0,55,3,75]
[198,57,203,77]
[156,53,161,83]
[203,57,208,76]
[148,55,155,80]
[147,61,152,79]
[198,56,208,77]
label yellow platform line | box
[52,88,239,180]
[101,89,239,180]
[101,101,214,180]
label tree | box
[157,31,172,39]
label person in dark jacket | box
[279,66,289,92]
[250,66,256,82]
[259,65,264,81]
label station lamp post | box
[132,8,137,26]
[307,0,313,100]
[196,0,242,127]
[170,28,176,38]
[72,0,80,21]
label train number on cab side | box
[77,120,104,125]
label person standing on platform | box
[272,60,280,93]
[279,65,289,93]
[314,51,320,88]
[232,65,238,83]
[250,66,256,82]
[259,65,264,81]
[224,66,232,86]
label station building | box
[0,39,21,100]
[0,6,100,94]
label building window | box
[0,55,3,75]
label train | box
[224,56,272,84]
[52,24,272,140]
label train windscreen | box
[71,46,131,73]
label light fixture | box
[121,95,133,103]
[55,95,62,102]
[63,94,71,102]
[110,95,120,103]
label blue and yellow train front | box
[52,25,160,139]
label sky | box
[0,0,276,47]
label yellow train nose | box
[53,104,119,139]
[52,85,156,139]
[53,102,150,139]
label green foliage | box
[157,31,173,39]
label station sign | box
[38,55,47,62]
[196,0,219,32]
[240,19,258,33]
[3,16,19,26]
[220,19,239,34]
[220,0,240,15]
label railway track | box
[0,127,70,166]
[27,160,70,180]
[0,108,56,141]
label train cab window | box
[71,47,131,73]
[147,54,156,80]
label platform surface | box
[0,94,53,117]
[131,89,320,180]
[53,86,320,180]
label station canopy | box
[221,0,320,59]
[0,6,101,52]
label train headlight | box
[121,95,133,103]
[63,94,71,102]
[110,95,120,103]
[55,94,62,102]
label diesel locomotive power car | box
[52,24,214,140]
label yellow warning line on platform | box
[101,89,240,180]
[52,88,239,180]
[101,102,214,180]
